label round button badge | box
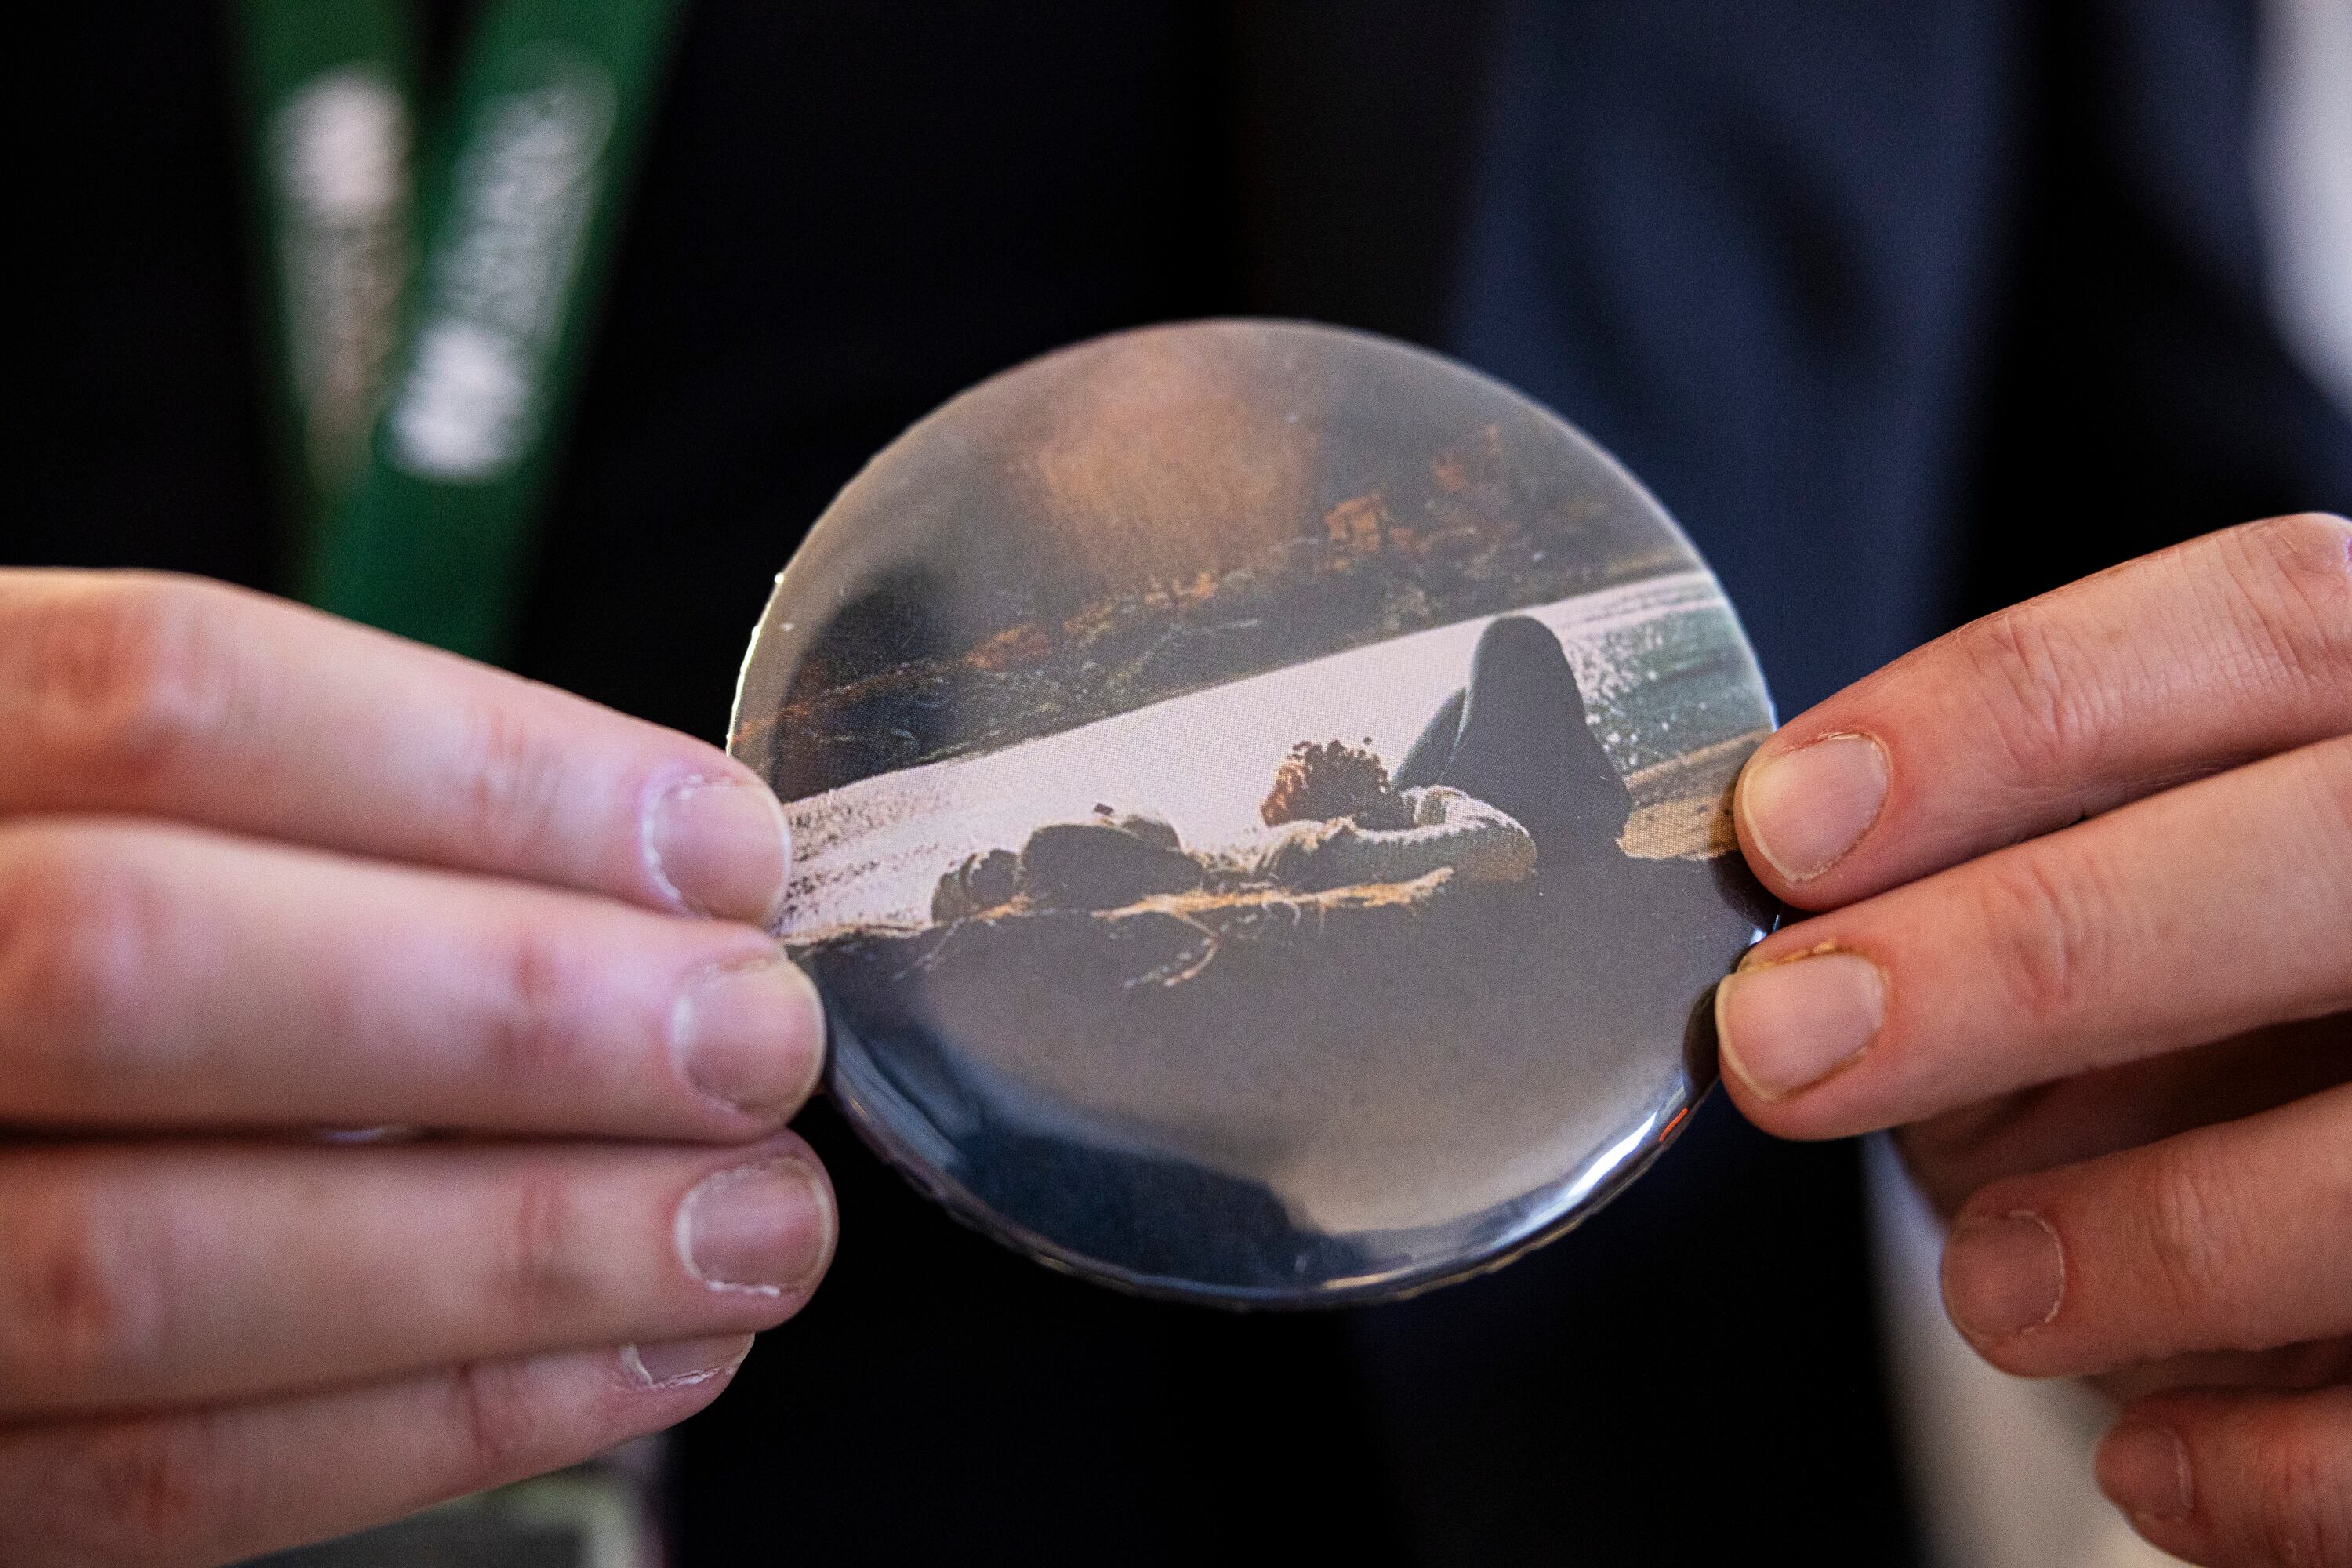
[731,321,1776,1305]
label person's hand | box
[1714,514,2352,1568]
[0,572,834,1566]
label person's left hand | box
[1714,514,2352,1568]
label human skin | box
[0,572,833,1566]
[1719,514,2352,1568]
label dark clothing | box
[1396,691,1466,796]
[1396,614,1632,874]
[24,4,2349,1566]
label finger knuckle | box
[1955,607,2111,788]
[78,1416,234,1563]
[0,833,163,1101]
[454,699,576,870]
[2222,514,2352,706]
[484,920,588,1096]
[445,1358,550,1478]
[9,574,256,789]
[2304,739,2352,862]
[1975,849,2114,1034]
[2247,1417,2352,1568]
[0,1181,164,1403]
[492,1168,594,1329]
[2127,1145,2245,1329]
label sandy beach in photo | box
[779,569,1766,941]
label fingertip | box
[2096,1417,2194,1523]
[2095,1401,2209,1563]
[1711,947,1886,1124]
[1711,974,1782,1117]
[673,1145,837,1303]
[1940,1209,2066,1352]
[619,1333,757,1393]
[2104,1384,2352,1568]
[643,771,793,927]
[671,949,827,1127]
[1733,731,1889,898]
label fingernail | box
[621,1332,756,1390]
[677,1158,833,1296]
[1942,1211,2066,1340]
[2097,1421,2194,1521]
[1715,950,1886,1100]
[1740,733,1889,882]
[645,775,792,924]
[672,955,825,1119]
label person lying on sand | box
[1247,739,1537,891]
[1396,613,1632,880]
[930,741,1536,921]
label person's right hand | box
[0,571,835,1567]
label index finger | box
[1732,514,2352,911]
[0,571,788,923]
[1713,735,2352,1137]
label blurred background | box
[21,2,2350,1564]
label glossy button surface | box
[731,321,1775,1305]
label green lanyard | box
[238,0,682,660]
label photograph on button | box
[731,321,1775,1301]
